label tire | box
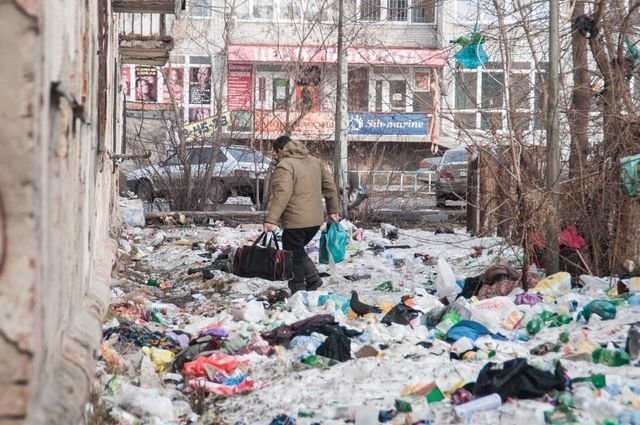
[136,180,154,203]
[208,181,229,205]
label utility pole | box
[545,0,560,274]
[333,0,349,218]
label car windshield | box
[443,150,468,164]
[227,147,266,164]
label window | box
[534,70,546,130]
[411,0,435,23]
[236,0,335,21]
[413,90,433,113]
[273,78,290,109]
[375,80,383,112]
[454,64,537,133]
[348,68,370,111]
[481,72,504,109]
[227,147,265,163]
[190,0,213,17]
[388,0,408,21]
[455,73,477,109]
[389,80,406,110]
[360,0,381,20]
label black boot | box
[303,257,323,291]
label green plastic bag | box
[576,300,617,322]
[319,222,348,264]
[621,154,640,197]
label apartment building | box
[123,0,458,166]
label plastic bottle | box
[434,310,461,339]
[527,315,543,335]
[454,393,502,417]
[626,324,640,361]
[592,347,630,366]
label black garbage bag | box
[316,331,351,362]
[472,358,567,401]
[381,303,421,326]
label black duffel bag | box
[233,232,293,281]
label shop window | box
[273,78,290,109]
[375,80,383,112]
[455,113,476,129]
[348,68,369,111]
[389,80,406,111]
[413,91,433,113]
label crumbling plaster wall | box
[0,1,121,424]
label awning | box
[228,44,446,67]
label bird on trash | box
[350,290,382,317]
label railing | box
[121,12,173,36]
[350,170,436,195]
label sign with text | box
[348,113,430,136]
[254,111,335,137]
[189,66,212,105]
[227,63,253,110]
[181,113,230,142]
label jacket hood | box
[279,139,309,159]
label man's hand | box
[329,213,341,222]
[263,222,278,233]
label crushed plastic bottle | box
[577,300,617,322]
[626,324,640,361]
[454,393,502,417]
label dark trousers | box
[282,226,320,284]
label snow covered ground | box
[97,216,640,425]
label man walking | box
[263,135,341,294]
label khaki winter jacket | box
[264,139,340,229]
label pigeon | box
[350,290,382,317]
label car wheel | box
[136,180,154,203]
[208,181,229,205]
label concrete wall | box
[0,1,121,424]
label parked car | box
[417,156,442,183]
[435,148,469,208]
[126,144,271,205]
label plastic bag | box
[533,272,571,297]
[621,153,640,197]
[576,300,617,322]
[454,43,489,69]
[446,320,507,342]
[435,257,460,298]
[319,222,348,264]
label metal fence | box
[350,170,436,195]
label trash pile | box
[94,215,640,424]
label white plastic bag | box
[435,257,460,298]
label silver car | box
[126,144,271,205]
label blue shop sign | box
[348,112,430,136]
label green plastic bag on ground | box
[319,222,348,264]
[576,300,617,322]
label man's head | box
[273,135,291,152]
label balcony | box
[112,0,181,15]
[119,13,174,66]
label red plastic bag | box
[182,353,243,377]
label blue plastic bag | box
[446,320,507,342]
[319,222,348,264]
[454,43,489,69]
